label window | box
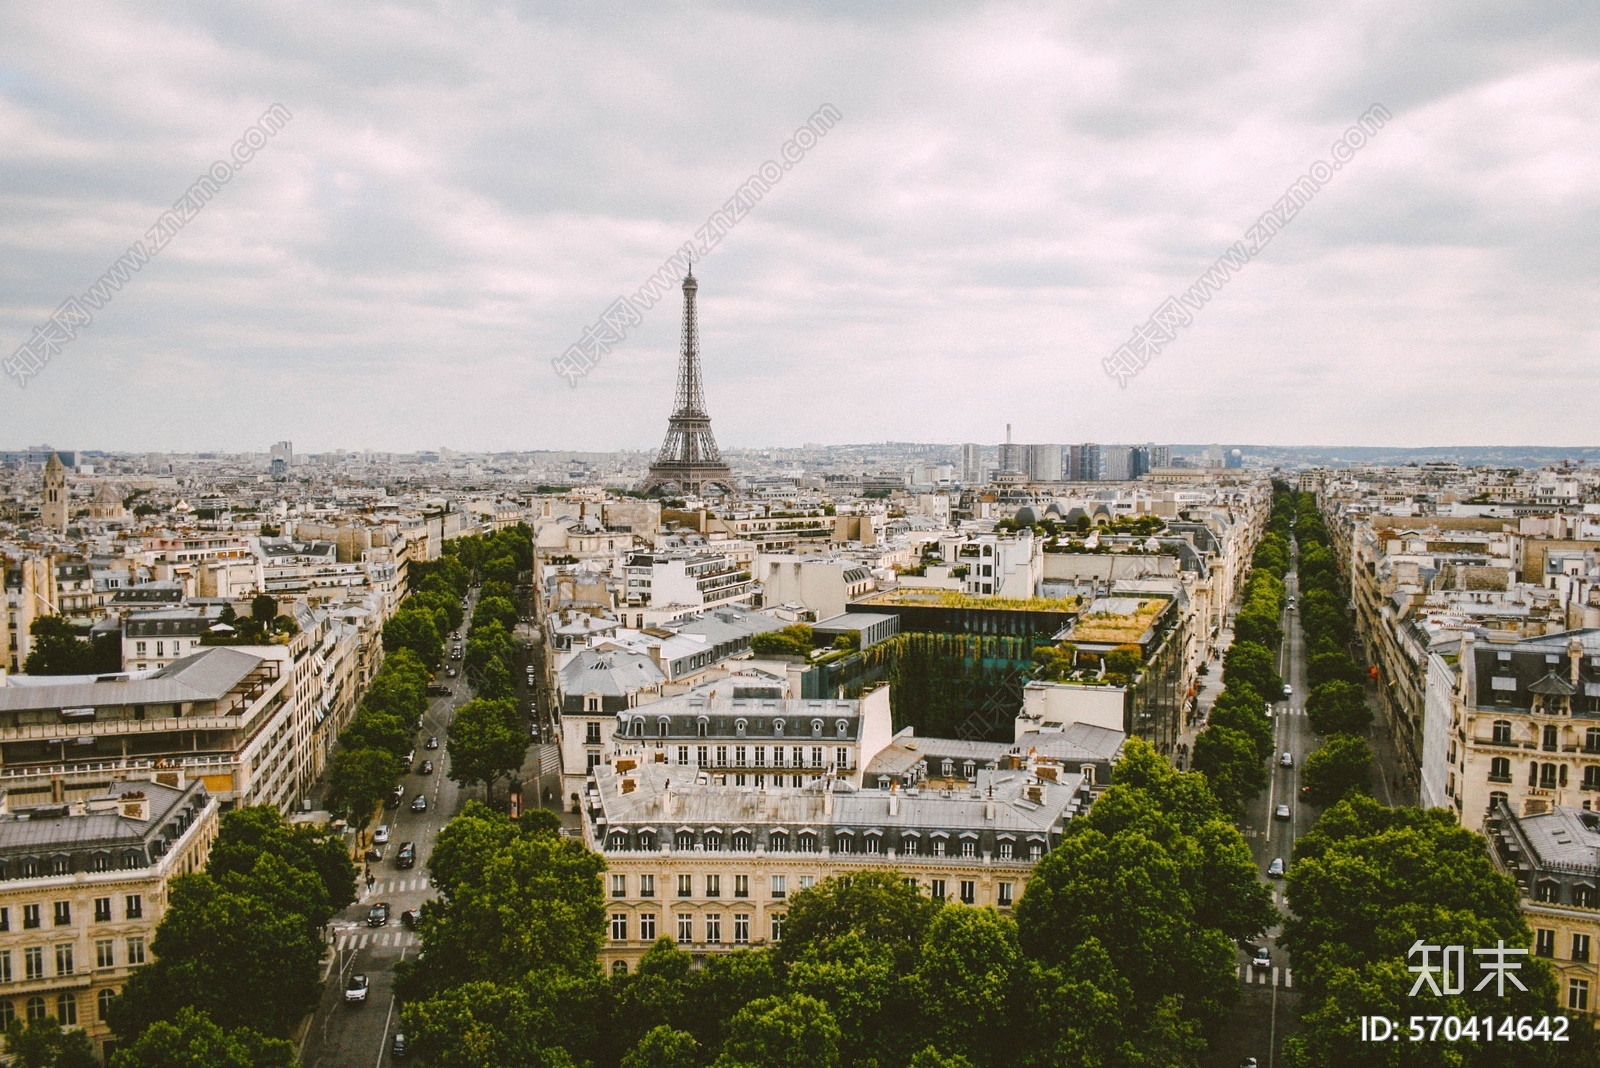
[96,940,114,969]
[1576,885,1597,908]
[612,960,629,976]
[735,875,749,898]
[126,937,145,966]
[55,993,75,1026]
[735,745,747,766]
[611,914,628,941]
[96,988,115,1022]
[798,833,817,853]
[773,747,786,769]
[1536,929,1556,957]
[735,719,747,737]
[960,880,976,905]
[705,832,722,853]
[697,720,708,738]
[640,913,656,941]
[798,876,815,891]
[931,879,946,901]
[94,898,111,923]
[998,882,1014,907]
[587,753,601,773]
[706,875,721,898]
[0,908,7,932]
[791,746,804,769]
[770,913,784,942]
[0,1000,12,1028]
[811,747,823,768]
[608,832,628,852]
[677,746,689,766]
[1540,763,1557,789]
[125,895,143,920]
[835,746,850,770]
[1543,725,1559,751]
[676,914,693,944]
[677,874,692,898]
[811,719,822,738]
[23,948,42,982]
[1587,727,1600,753]
[774,720,784,738]
[675,831,694,852]
[585,722,601,745]
[1493,720,1512,745]
[0,952,9,983]
[960,839,976,858]
[999,841,1014,860]
[1585,766,1600,790]
[865,835,880,855]
[1574,934,1592,963]
[771,875,787,899]
[1029,842,1043,861]
[697,746,708,768]
[932,838,946,857]
[658,719,669,738]
[770,832,789,853]
[1570,979,1590,1013]
[22,905,39,930]
[611,874,627,898]
[705,914,721,944]
[136,641,146,655]
[716,746,728,767]
[837,835,853,854]
[26,996,45,1023]
[734,914,750,944]
[91,853,111,873]
[1489,757,1512,783]
[1536,881,1561,903]
[754,746,766,767]
[640,874,655,898]
[732,831,752,852]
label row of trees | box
[1190,482,1294,815]
[19,615,121,676]
[98,807,355,1066]
[325,647,432,833]
[388,741,1272,1067]
[1282,795,1597,1066]
[1292,495,1375,806]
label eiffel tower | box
[641,267,734,495]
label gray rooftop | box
[0,647,269,712]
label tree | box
[249,594,278,627]
[1192,725,1268,816]
[206,806,355,919]
[338,710,410,760]
[22,616,97,675]
[1306,680,1372,736]
[1301,734,1372,807]
[383,606,443,667]
[714,994,841,1068]
[622,1027,701,1068]
[473,596,520,635]
[1103,644,1144,678]
[1221,641,1282,704]
[399,975,593,1068]
[109,1007,293,1068]
[326,747,400,831]
[915,906,1021,1066]
[776,869,940,971]
[2,1017,98,1068]
[1308,650,1363,689]
[108,875,323,1041]
[447,698,526,802]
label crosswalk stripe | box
[1284,968,1293,988]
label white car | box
[1282,683,1293,697]
[372,825,390,846]
[344,973,369,1003]
[1252,946,1272,971]
[1274,804,1292,821]
[1280,751,1294,767]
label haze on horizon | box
[2,2,1598,454]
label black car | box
[425,735,439,749]
[426,685,450,697]
[392,1032,409,1059]
[367,902,390,928]
[411,794,428,813]
[400,907,421,928]
[396,842,416,869]
[418,760,434,776]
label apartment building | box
[0,647,295,810]
[1484,801,1600,1017]
[622,551,754,611]
[0,777,218,1062]
[1450,631,1600,826]
[586,760,1087,973]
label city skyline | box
[3,4,1598,451]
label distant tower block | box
[40,453,68,532]
[641,267,734,495]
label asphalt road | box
[300,597,480,1068]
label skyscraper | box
[1069,443,1100,481]
[642,268,734,495]
[960,443,983,484]
[1024,444,1062,482]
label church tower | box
[40,453,68,532]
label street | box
[300,589,490,1068]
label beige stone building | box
[583,760,1088,974]
[0,777,218,1061]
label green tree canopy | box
[1306,679,1373,736]
[108,1007,293,1068]
[777,869,940,972]
[383,605,443,667]
[714,994,841,1068]
[325,747,400,831]
[446,697,526,802]
[1301,733,1372,807]
[1192,724,1269,816]
[1221,641,1283,704]
[3,1017,98,1068]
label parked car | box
[396,842,416,869]
[426,685,451,697]
[1280,751,1294,767]
[1282,683,1293,697]
[418,760,434,775]
[411,794,428,813]
[367,902,390,928]
[425,735,439,750]
[391,1032,409,1059]
[344,973,369,1004]
[364,846,383,862]
[1252,946,1272,971]
[445,667,457,678]
[450,649,462,661]
[1274,804,1292,821]
[388,785,405,807]
[400,907,421,928]
[372,825,390,845]
[1266,857,1285,878]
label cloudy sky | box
[2,1,1597,453]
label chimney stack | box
[888,780,899,817]
[983,782,995,821]
[823,775,834,816]
[1569,636,1583,687]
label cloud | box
[1,0,1597,451]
